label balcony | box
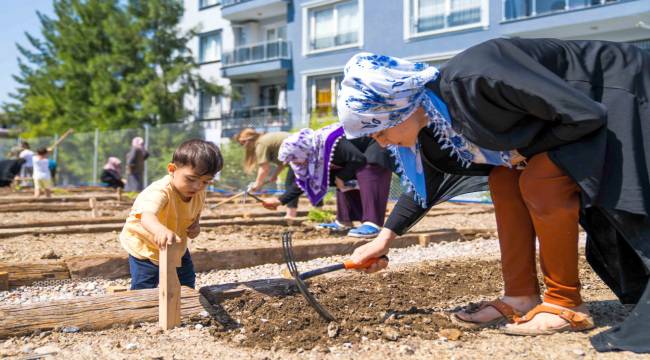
[221,0,287,21]
[219,106,292,137]
[221,40,292,79]
[500,0,649,40]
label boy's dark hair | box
[36,147,48,156]
[21,141,30,149]
[172,139,223,176]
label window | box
[199,31,222,63]
[199,0,220,10]
[503,0,618,21]
[306,73,344,127]
[305,0,362,53]
[199,92,222,120]
[407,0,486,38]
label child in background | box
[32,147,52,198]
[120,139,223,290]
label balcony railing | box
[222,40,291,67]
[503,0,619,21]
[221,0,253,8]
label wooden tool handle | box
[343,255,389,270]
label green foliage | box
[4,0,223,136]
[216,141,253,190]
[307,208,336,223]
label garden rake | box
[281,232,388,321]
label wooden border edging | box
[1,229,468,288]
[0,286,205,339]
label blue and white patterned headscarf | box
[338,52,511,207]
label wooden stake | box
[0,272,8,291]
[89,197,97,218]
[210,191,245,209]
[159,243,182,330]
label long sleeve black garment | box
[100,169,124,189]
[279,138,367,206]
[384,127,490,235]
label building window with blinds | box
[406,0,488,39]
[199,30,222,64]
[305,0,363,54]
[306,73,344,128]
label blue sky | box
[0,0,54,105]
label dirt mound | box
[207,260,503,351]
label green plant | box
[307,208,336,223]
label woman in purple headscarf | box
[261,124,393,238]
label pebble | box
[399,344,415,355]
[194,324,204,330]
[232,334,247,344]
[327,323,339,338]
[382,327,400,341]
[61,326,80,334]
[125,343,138,351]
[439,328,462,341]
[572,349,585,356]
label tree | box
[4,0,222,136]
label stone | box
[61,326,79,334]
[399,345,415,355]
[125,343,138,351]
[40,250,60,260]
[382,327,400,341]
[439,328,462,341]
[34,344,60,355]
[232,334,247,344]
[195,324,204,330]
[327,323,339,338]
[572,349,585,356]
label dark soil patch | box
[206,260,503,351]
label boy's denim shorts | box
[128,249,196,290]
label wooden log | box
[0,195,118,205]
[0,272,8,291]
[0,286,205,338]
[159,243,182,330]
[0,263,70,287]
[65,255,129,280]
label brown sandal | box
[502,304,595,336]
[451,299,523,329]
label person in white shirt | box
[32,147,52,198]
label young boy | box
[120,139,223,290]
[32,147,53,198]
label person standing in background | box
[125,136,149,192]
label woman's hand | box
[510,150,527,165]
[262,197,281,210]
[350,228,395,273]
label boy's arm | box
[141,212,180,249]
[187,218,200,239]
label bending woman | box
[236,128,299,218]
[338,38,650,351]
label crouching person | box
[120,139,223,290]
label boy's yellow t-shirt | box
[120,175,205,264]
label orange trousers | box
[489,152,582,307]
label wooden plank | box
[0,286,204,338]
[0,272,8,291]
[159,243,182,330]
[0,263,70,287]
[65,255,130,279]
[0,195,118,205]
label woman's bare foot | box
[504,302,590,332]
[455,295,539,324]
[284,207,298,219]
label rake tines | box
[281,231,336,321]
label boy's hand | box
[154,227,181,249]
[187,219,200,239]
[262,198,281,210]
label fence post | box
[143,124,150,187]
[92,128,99,185]
[52,133,59,163]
